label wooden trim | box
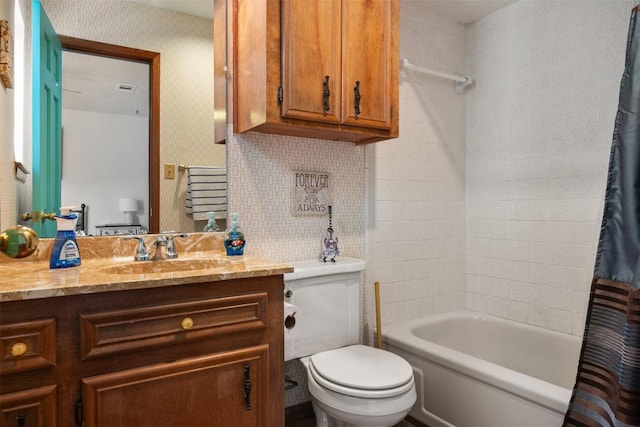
[213,0,227,144]
[58,36,161,233]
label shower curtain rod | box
[400,58,473,94]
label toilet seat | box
[309,345,414,398]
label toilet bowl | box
[284,259,417,427]
[300,345,416,427]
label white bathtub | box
[383,311,582,427]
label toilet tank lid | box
[284,258,365,281]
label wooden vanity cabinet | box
[232,0,399,145]
[0,276,284,426]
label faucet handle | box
[165,233,188,258]
[154,235,168,245]
[123,236,150,261]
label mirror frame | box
[58,35,160,233]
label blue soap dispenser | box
[224,213,245,256]
[50,207,81,269]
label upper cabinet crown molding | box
[230,0,399,145]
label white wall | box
[62,109,148,233]
[464,0,634,335]
[364,1,467,334]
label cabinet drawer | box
[80,292,268,360]
[0,384,57,426]
[0,318,56,375]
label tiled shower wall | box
[365,0,634,340]
[464,0,634,335]
[363,1,467,337]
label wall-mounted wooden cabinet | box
[232,0,399,145]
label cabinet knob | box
[11,342,28,357]
[181,317,194,330]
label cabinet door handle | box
[15,415,25,427]
[322,75,331,112]
[243,364,252,411]
[354,81,361,117]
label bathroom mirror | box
[59,36,159,235]
[20,0,224,236]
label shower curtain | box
[563,5,640,427]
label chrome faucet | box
[150,232,188,261]
[124,233,188,261]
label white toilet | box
[284,258,416,427]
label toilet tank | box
[284,258,365,361]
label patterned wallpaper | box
[25,0,225,232]
[227,130,365,263]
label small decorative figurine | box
[322,205,339,262]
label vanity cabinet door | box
[81,345,269,427]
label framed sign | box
[291,171,331,216]
[0,20,13,89]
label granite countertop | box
[0,232,293,302]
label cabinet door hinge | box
[74,397,83,426]
[277,87,283,105]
